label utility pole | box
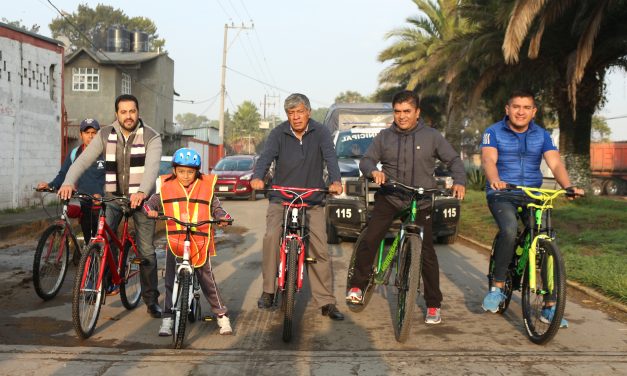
[218,22,253,159]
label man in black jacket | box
[251,93,345,320]
[346,90,466,325]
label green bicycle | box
[346,180,451,342]
[487,185,579,344]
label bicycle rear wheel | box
[173,269,191,349]
[282,238,299,342]
[345,226,376,312]
[72,243,104,339]
[522,239,566,344]
[33,224,73,300]
[487,235,515,313]
[394,234,422,343]
[120,237,141,309]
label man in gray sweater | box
[59,94,163,318]
[346,90,466,325]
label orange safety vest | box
[159,174,218,267]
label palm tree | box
[378,0,471,141]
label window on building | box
[72,67,99,91]
[121,72,131,94]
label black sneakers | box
[257,292,274,309]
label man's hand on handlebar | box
[250,178,264,190]
[565,186,585,200]
[57,185,75,200]
[371,170,386,185]
[328,181,342,195]
[489,180,509,191]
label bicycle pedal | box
[305,257,317,264]
[203,315,214,322]
[131,257,144,265]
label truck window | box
[336,131,378,158]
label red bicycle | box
[263,185,329,342]
[72,195,142,339]
[32,187,84,300]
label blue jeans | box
[106,200,159,305]
[487,193,529,282]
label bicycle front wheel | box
[72,243,104,339]
[394,234,422,343]
[522,239,566,345]
[345,226,376,312]
[33,224,72,300]
[173,269,191,349]
[120,237,141,309]
[282,238,299,342]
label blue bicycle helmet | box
[172,148,201,169]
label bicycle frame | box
[513,187,567,293]
[277,203,308,292]
[80,199,137,294]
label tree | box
[48,4,165,52]
[1,18,40,33]
[227,101,263,154]
[175,113,210,129]
[334,91,368,104]
[310,107,329,123]
[591,116,612,142]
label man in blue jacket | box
[480,90,583,327]
[38,118,105,250]
[250,93,345,320]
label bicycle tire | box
[119,237,141,309]
[394,234,422,343]
[33,224,71,300]
[72,243,104,339]
[522,239,566,345]
[345,226,376,312]
[282,238,299,342]
[487,235,514,313]
[173,269,191,349]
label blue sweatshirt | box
[50,145,105,195]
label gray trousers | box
[163,250,228,318]
[106,201,159,305]
[262,203,337,308]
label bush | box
[466,167,486,191]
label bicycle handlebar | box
[155,214,233,227]
[258,185,331,200]
[383,180,452,197]
[501,184,583,199]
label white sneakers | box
[217,315,233,335]
[158,315,233,336]
[159,317,173,336]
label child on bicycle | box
[144,148,233,336]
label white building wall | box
[0,32,63,209]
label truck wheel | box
[327,223,340,244]
[590,180,603,196]
[604,179,623,196]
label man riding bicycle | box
[480,89,584,326]
[250,93,345,321]
[346,90,466,325]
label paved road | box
[0,198,625,375]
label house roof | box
[0,21,63,47]
[65,47,164,65]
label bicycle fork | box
[277,235,306,291]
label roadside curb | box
[457,234,627,314]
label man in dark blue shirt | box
[480,90,583,327]
[251,93,344,320]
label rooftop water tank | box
[131,31,149,52]
[106,26,130,52]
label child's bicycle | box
[487,185,580,344]
[32,187,84,300]
[154,214,233,349]
[72,195,142,339]
[346,180,452,342]
[262,185,329,342]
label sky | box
[5,0,627,141]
